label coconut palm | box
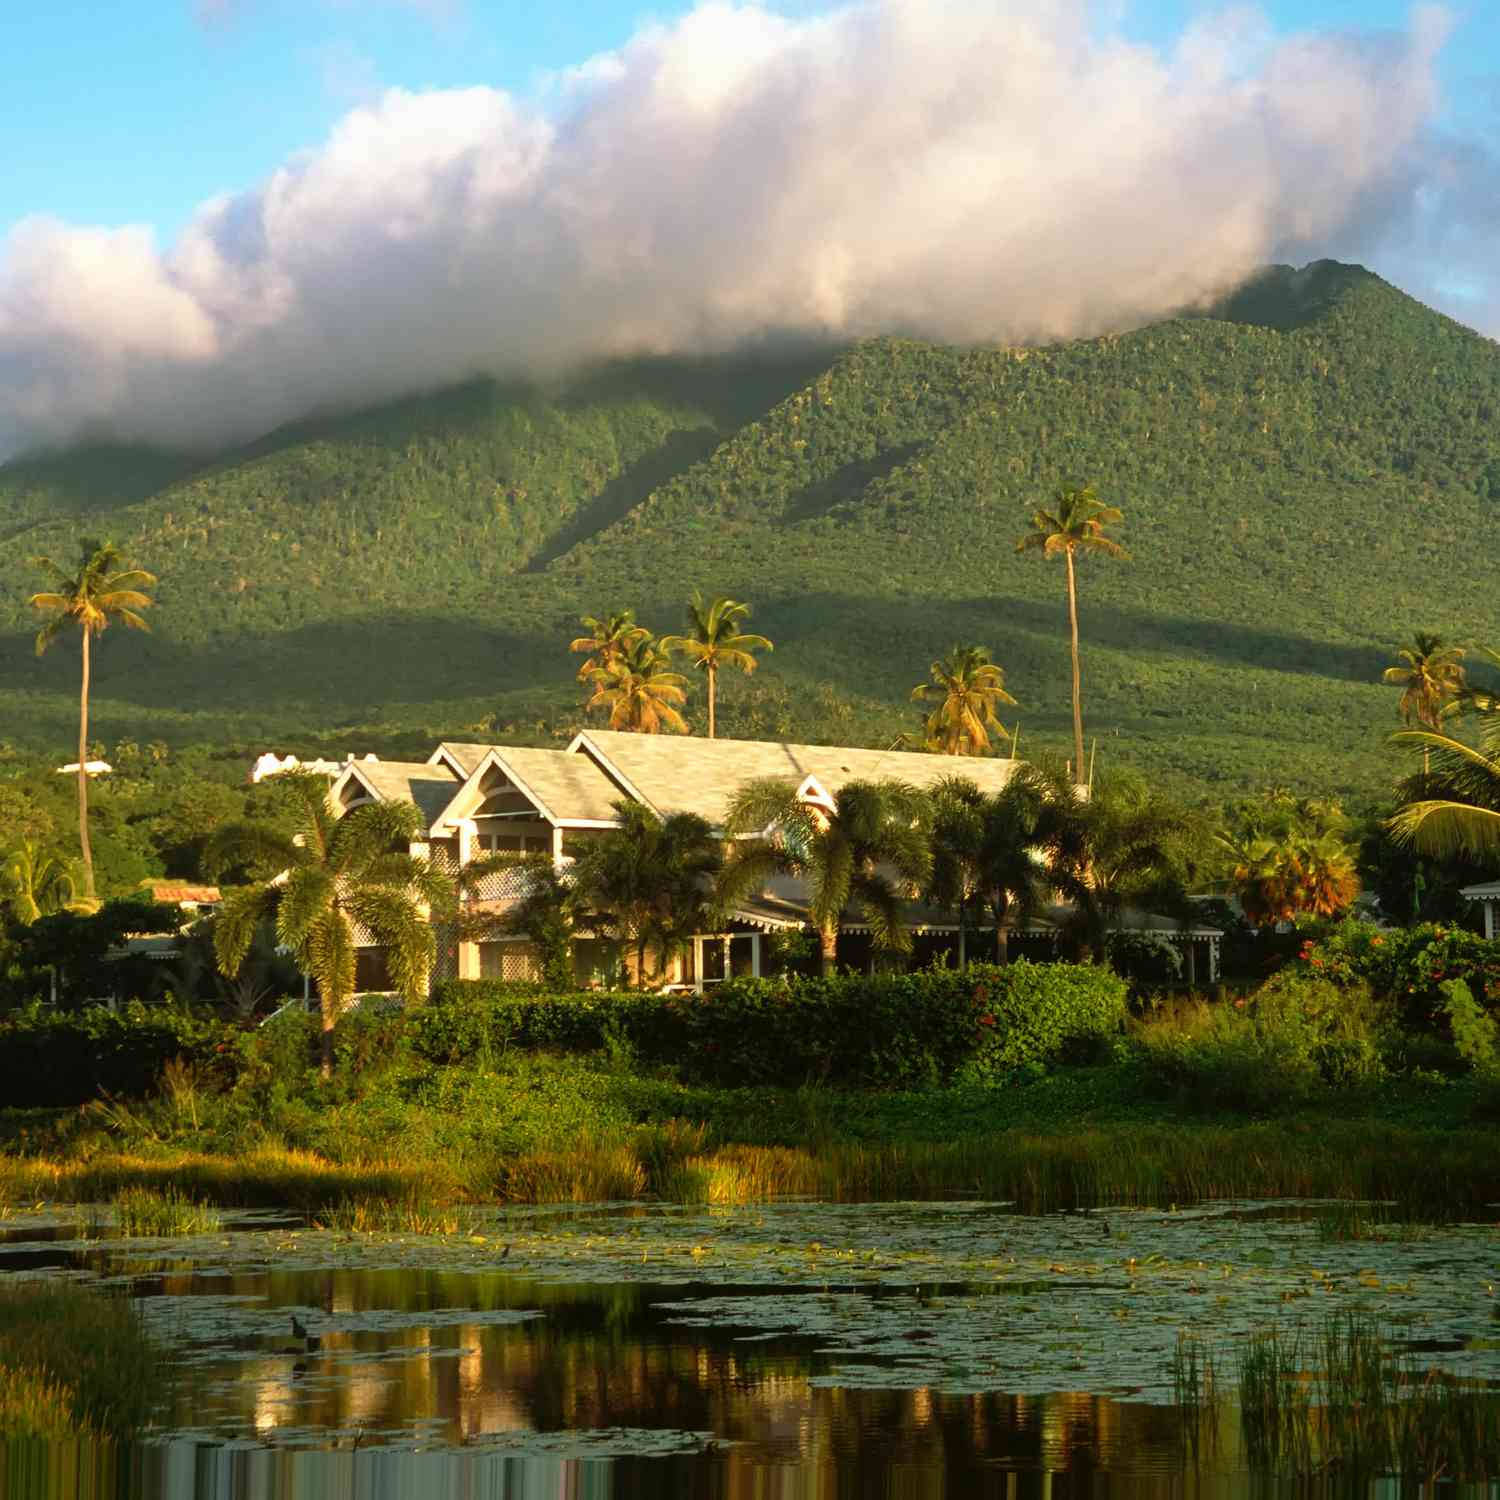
[911,645,1018,756]
[569,609,650,684]
[1383,633,1467,772]
[1016,486,1126,786]
[584,635,691,734]
[28,540,156,901]
[927,768,1061,965]
[1387,706,1500,859]
[719,777,932,976]
[1,841,79,925]
[206,772,451,1077]
[661,592,773,739]
[567,800,722,985]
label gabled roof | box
[1461,880,1500,899]
[343,760,461,829]
[429,745,624,830]
[430,742,493,779]
[569,729,1022,827]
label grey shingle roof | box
[352,761,460,829]
[433,743,493,778]
[572,729,1022,826]
[480,746,623,825]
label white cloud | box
[1,0,1488,455]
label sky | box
[1,0,1496,454]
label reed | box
[312,1194,470,1235]
[0,1282,168,1440]
[111,1186,221,1237]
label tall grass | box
[0,1282,168,1441]
[111,1186,221,1237]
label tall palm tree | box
[661,592,773,739]
[911,645,1018,756]
[569,609,650,684]
[719,777,931,976]
[1,841,79,926]
[1383,633,1466,773]
[927,767,1062,966]
[1387,706,1500,859]
[567,800,722,985]
[206,772,451,1077]
[1016,486,1126,786]
[584,635,691,734]
[28,540,156,901]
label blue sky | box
[3,1,1494,243]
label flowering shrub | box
[416,963,1127,1088]
[1289,920,1500,1035]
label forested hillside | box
[2,260,1496,800]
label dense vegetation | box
[2,261,1497,797]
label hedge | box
[0,1003,231,1107]
[412,963,1128,1088]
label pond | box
[1,1198,1498,1498]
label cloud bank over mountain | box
[0,0,1489,455]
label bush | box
[0,1001,233,1107]
[414,962,1128,1089]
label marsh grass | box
[1179,1313,1500,1483]
[1313,1200,1427,1243]
[312,1195,470,1235]
[0,1282,167,1440]
[112,1186,221,1237]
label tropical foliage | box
[1387,702,1500,859]
[1218,791,1361,926]
[582,635,690,734]
[661,592,773,739]
[1,841,78,926]
[719,777,932,975]
[910,645,1017,756]
[27,540,155,901]
[205,771,451,1075]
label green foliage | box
[2,264,1498,798]
[416,962,1127,1088]
[0,1001,230,1106]
[1439,979,1499,1074]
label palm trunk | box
[320,999,335,1080]
[1065,548,1085,787]
[995,891,1011,966]
[77,627,95,901]
[819,921,838,978]
[957,896,967,971]
[707,663,716,739]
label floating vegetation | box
[112,1186,222,1237]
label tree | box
[464,852,575,991]
[1,840,79,926]
[719,777,931,976]
[206,772,450,1077]
[583,635,691,734]
[569,609,650,684]
[1382,633,1466,772]
[1387,705,1500,859]
[28,540,156,902]
[1016,486,1126,786]
[910,645,1017,756]
[1217,791,1360,925]
[661,592,773,739]
[927,768,1059,966]
[567,800,721,985]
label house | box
[1460,880,1500,940]
[326,730,1220,990]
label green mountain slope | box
[2,261,1496,800]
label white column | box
[1209,937,1220,983]
[722,935,732,982]
[693,937,703,994]
[457,820,474,867]
[552,825,564,868]
[1486,901,1496,942]
[751,934,762,978]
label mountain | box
[2,260,1497,802]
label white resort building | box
[327,730,1222,991]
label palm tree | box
[927,768,1060,966]
[1387,706,1500,859]
[1016,486,1126,786]
[1,841,79,925]
[567,801,722,985]
[719,777,932,976]
[569,610,650,684]
[661,592,773,739]
[28,540,156,901]
[1383,633,1467,772]
[584,635,691,733]
[206,772,451,1077]
[1218,793,1360,925]
[911,645,1018,756]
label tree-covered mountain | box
[2,260,1496,801]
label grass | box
[0,1282,168,1441]
[111,1186,221,1237]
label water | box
[2,1199,1497,1498]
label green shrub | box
[1440,979,1500,1074]
[414,963,1128,1089]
